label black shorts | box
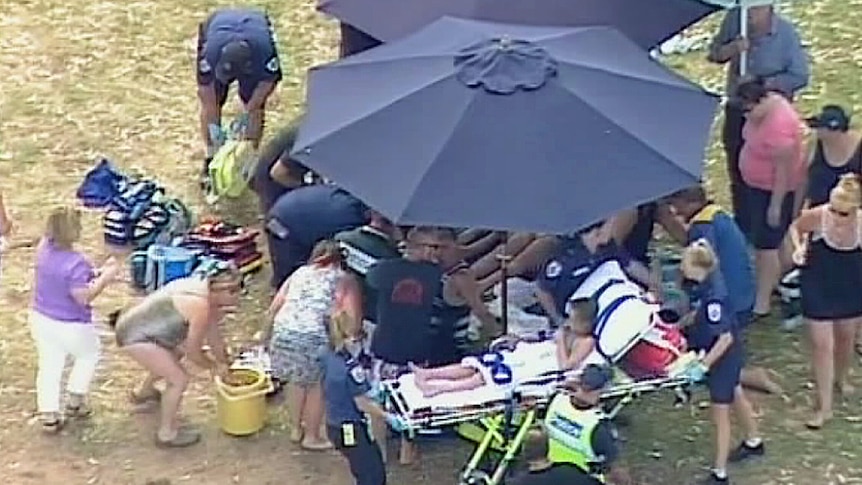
[746,187,794,250]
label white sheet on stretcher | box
[394,341,604,410]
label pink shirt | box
[739,96,806,192]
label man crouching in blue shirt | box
[196,8,282,180]
[680,240,764,484]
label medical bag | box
[621,318,687,380]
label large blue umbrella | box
[292,17,720,235]
[318,0,720,50]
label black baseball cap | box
[215,41,253,82]
[579,364,614,392]
[806,105,851,131]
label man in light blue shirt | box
[708,5,809,237]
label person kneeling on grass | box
[322,311,409,485]
[679,240,764,484]
[108,260,239,448]
[411,299,599,398]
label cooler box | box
[145,245,198,292]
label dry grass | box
[2,0,862,483]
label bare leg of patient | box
[476,235,559,293]
[410,362,478,381]
[414,371,485,398]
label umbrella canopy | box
[292,17,720,234]
[318,0,719,50]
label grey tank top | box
[115,278,204,349]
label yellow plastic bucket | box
[216,367,274,436]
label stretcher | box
[379,261,700,485]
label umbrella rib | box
[558,64,716,166]
[563,59,709,93]
[395,89,480,223]
[304,68,455,146]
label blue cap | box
[579,364,614,392]
[806,105,851,131]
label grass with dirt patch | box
[1,0,861,484]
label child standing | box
[30,206,119,431]
[680,239,764,484]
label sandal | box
[301,438,333,451]
[130,389,161,405]
[40,417,64,434]
[65,402,93,419]
[805,412,832,430]
[155,428,201,448]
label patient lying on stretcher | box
[412,299,600,398]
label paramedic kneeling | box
[680,240,763,485]
[321,312,409,485]
[544,364,635,485]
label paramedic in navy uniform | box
[196,8,282,180]
[321,311,408,485]
[536,220,652,327]
[680,240,763,485]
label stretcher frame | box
[381,373,694,485]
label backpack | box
[76,158,127,208]
[102,179,164,249]
[206,116,259,202]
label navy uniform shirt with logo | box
[538,238,630,318]
[266,185,367,287]
[686,275,744,404]
[321,349,372,426]
[196,8,283,104]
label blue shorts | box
[707,341,743,404]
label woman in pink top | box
[30,206,120,432]
[737,79,806,318]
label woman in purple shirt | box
[30,206,119,432]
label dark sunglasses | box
[830,207,851,217]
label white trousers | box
[29,311,101,413]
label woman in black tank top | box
[804,105,862,207]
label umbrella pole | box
[497,232,512,336]
[739,2,749,76]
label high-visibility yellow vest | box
[544,394,606,482]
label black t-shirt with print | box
[367,259,442,365]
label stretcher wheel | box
[460,470,491,485]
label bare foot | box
[805,411,833,430]
[836,381,856,396]
[415,379,442,398]
[301,437,333,451]
[409,362,427,379]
